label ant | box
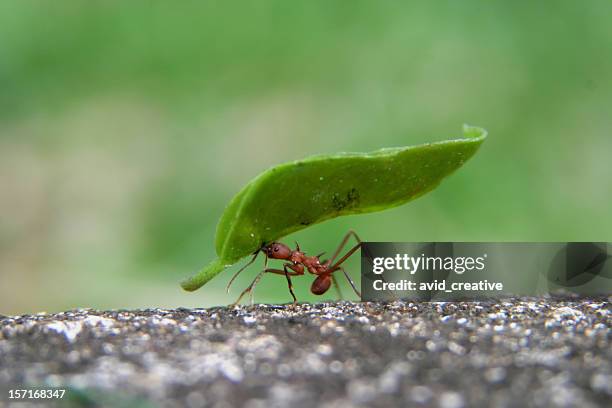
[227,231,363,305]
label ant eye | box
[274,247,279,252]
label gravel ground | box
[0,297,610,408]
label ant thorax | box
[289,251,305,264]
[302,256,326,274]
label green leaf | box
[181,125,487,291]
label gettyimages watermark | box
[360,243,612,301]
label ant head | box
[263,242,292,259]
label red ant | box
[227,231,363,305]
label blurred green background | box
[1,1,611,315]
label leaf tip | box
[462,124,488,141]
[180,258,229,292]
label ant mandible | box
[227,230,363,305]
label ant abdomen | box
[311,274,332,295]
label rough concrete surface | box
[0,297,610,408]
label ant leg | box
[264,266,300,304]
[328,230,362,266]
[330,242,362,271]
[283,265,297,304]
[339,266,361,298]
[331,275,344,299]
[264,268,302,276]
[231,256,268,306]
[232,271,264,307]
[332,253,397,301]
[322,257,343,299]
[226,250,261,293]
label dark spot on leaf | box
[298,213,312,226]
[332,188,360,211]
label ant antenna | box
[225,249,261,293]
